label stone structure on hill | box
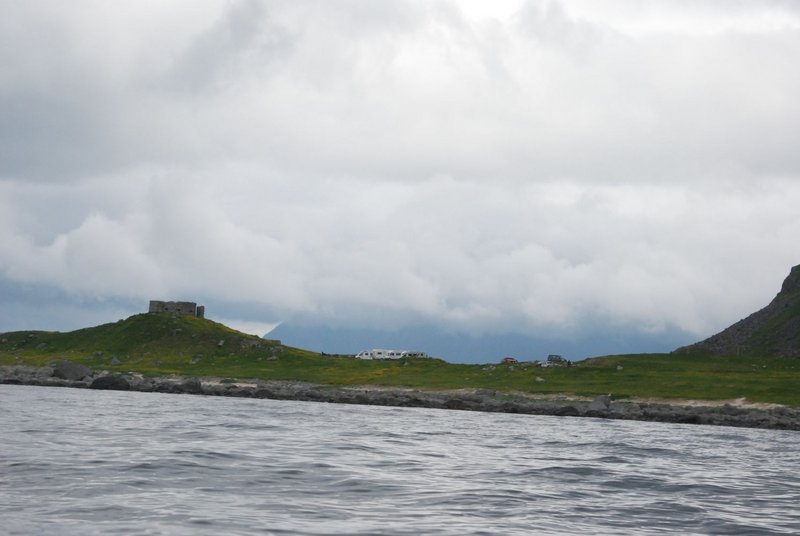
[148,300,205,318]
[676,264,800,357]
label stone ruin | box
[148,300,205,318]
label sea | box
[2,385,799,535]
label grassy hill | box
[2,312,800,405]
[0,313,314,377]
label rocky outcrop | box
[2,366,798,430]
[90,375,131,390]
[175,378,203,394]
[676,264,800,357]
[0,366,54,384]
[589,394,612,411]
[52,361,92,381]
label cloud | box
[4,169,798,338]
[218,318,281,338]
[1,1,800,351]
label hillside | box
[676,264,800,357]
[3,310,800,406]
[0,313,315,376]
[0,313,467,386]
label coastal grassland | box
[2,314,799,405]
[575,353,800,405]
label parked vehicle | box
[355,349,429,360]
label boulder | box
[177,378,203,394]
[110,357,121,366]
[153,381,177,393]
[553,405,581,417]
[224,386,255,397]
[127,376,153,391]
[254,388,278,399]
[444,397,470,410]
[52,361,92,381]
[589,394,612,411]
[298,388,324,401]
[612,402,643,419]
[90,375,131,391]
[35,366,54,379]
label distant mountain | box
[676,264,800,357]
[266,322,690,364]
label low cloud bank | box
[1,1,799,350]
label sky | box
[2,0,800,362]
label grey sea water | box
[1,385,799,535]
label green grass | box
[2,314,800,405]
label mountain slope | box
[676,264,800,357]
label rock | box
[554,406,581,417]
[177,378,203,394]
[224,386,254,397]
[612,402,643,419]
[499,401,524,413]
[200,383,224,396]
[90,375,130,390]
[674,413,701,425]
[218,340,225,347]
[616,365,624,371]
[298,388,324,401]
[589,394,612,411]
[720,403,745,416]
[444,398,471,410]
[254,388,278,399]
[535,376,545,382]
[35,366,54,379]
[110,357,121,366]
[52,361,92,381]
[153,381,177,393]
[127,376,153,391]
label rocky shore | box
[2,363,799,431]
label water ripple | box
[2,384,800,535]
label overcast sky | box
[1,1,799,360]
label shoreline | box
[2,365,798,431]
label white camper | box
[355,349,428,360]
